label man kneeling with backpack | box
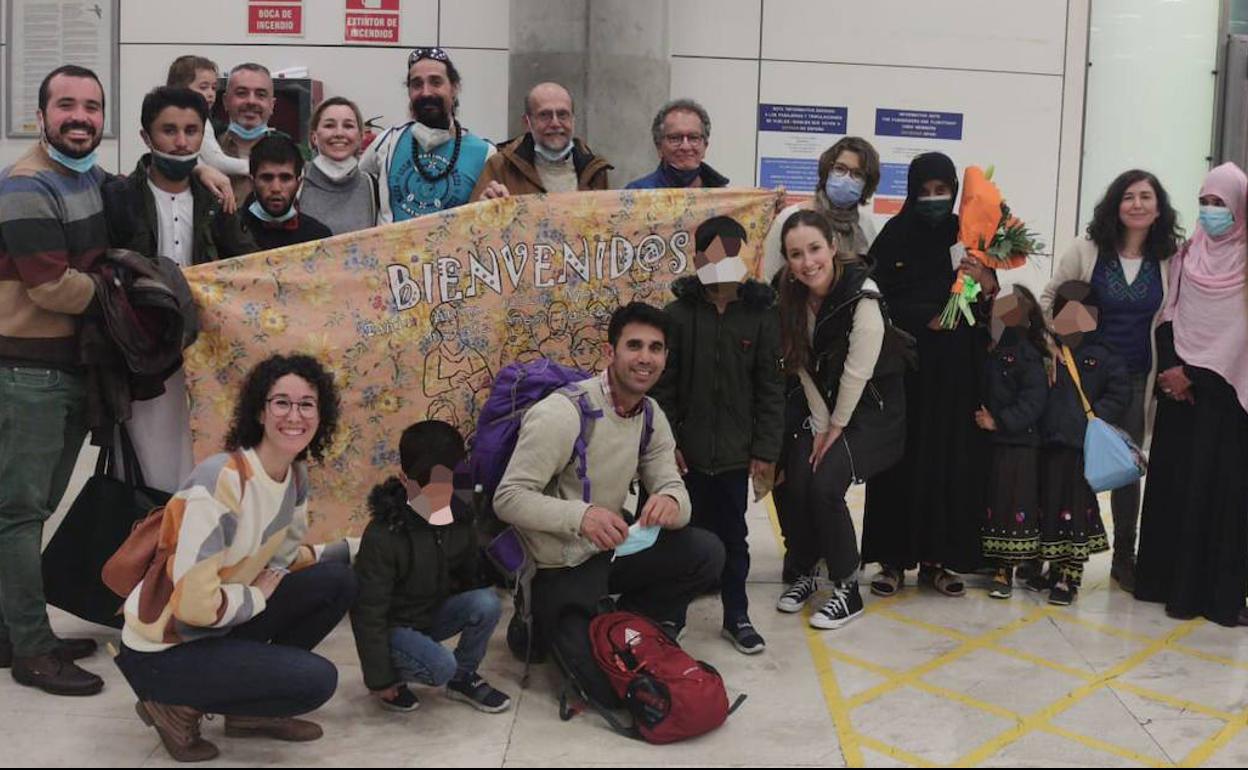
[351,420,511,714]
[494,302,726,714]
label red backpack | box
[588,611,745,744]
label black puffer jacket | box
[350,477,485,691]
[1042,336,1130,450]
[809,260,914,414]
[652,276,784,473]
[984,329,1049,446]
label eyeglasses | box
[266,396,319,419]
[830,162,866,183]
[663,132,705,147]
[408,47,451,67]
[532,108,573,124]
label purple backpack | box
[471,358,654,513]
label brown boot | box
[224,714,323,742]
[136,701,219,762]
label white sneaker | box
[776,575,819,613]
[809,581,864,629]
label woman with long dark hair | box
[114,354,357,762]
[861,152,997,597]
[1134,163,1248,626]
[1040,169,1181,592]
[772,210,906,629]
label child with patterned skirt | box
[1034,281,1130,605]
[976,287,1050,599]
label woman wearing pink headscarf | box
[1134,162,1248,627]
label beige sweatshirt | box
[493,376,691,569]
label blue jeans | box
[389,588,502,686]
[687,470,751,623]
[0,366,88,656]
[115,562,357,717]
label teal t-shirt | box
[387,129,491,220]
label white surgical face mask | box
[411,122,453,151]
[534,140,574,163]
[696,256,748,285]
[312,153,359,182]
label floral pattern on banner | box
[183,188,781,540]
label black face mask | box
[663,163,702,187]
[151,150,200,181]
[913,197,954,225]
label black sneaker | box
[379,684,420,713]
[776,575,819,613]
[721,618,766,655]
[1023,571,1051,593]
[446,674,512,713]
[810,581,864,629]
[1048,583,1077,606]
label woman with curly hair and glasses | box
[114,354,357,763]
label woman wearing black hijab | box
[860,152,997,597]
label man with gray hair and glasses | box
[626,98,728,190]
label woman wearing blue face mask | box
[763,137,881,285]
[1039,170,1181,593]
[1134,162,1248,627]
[861,152,997,599]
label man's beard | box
[411,96,451,129]
[45,120,101,159]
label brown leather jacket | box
[470,134,612,200]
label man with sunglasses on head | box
[626,98,728,190]
[469,82,612,202]
[360,47,495,222]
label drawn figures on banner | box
[423,301,493,398]
[537,300,572,358]
[500,307,542,369]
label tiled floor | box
[4,448,1247,767]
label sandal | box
[919,564,966,597]
[870,566,904,597]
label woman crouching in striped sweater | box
[114,354,357,762]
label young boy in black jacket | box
[652,215,785,655]
[350,420,511,713]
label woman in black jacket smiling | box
[772,210,906,630]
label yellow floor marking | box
[763,493,1241,767]
[1039,723,1172,767]
[1178,710,1248,767]
[855,734,941,767]
[765,498,864,767]
[953,619,1203,766]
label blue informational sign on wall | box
[759,157,819,190]
[758,104,848,134]
[875,108,963,140]
[878,163,910,197]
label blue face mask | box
[228,122,269,141]
[824,173,864,208]
[248,198,297,223]
[1199,205,1235,237]
[663,163,702,187]
[613,522,660,558]
[45,142,98,174]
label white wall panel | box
[761,0,1068,75]
[670,56,760,191]
[759,60,1064,261]
[438,0,509,49]
[670,0,760,59]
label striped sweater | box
[0,143,107,367]
[121,448,322,653]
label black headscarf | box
[868,152,961,334]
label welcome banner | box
[183,188,782,540]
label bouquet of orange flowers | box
[939,166,1043,329]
